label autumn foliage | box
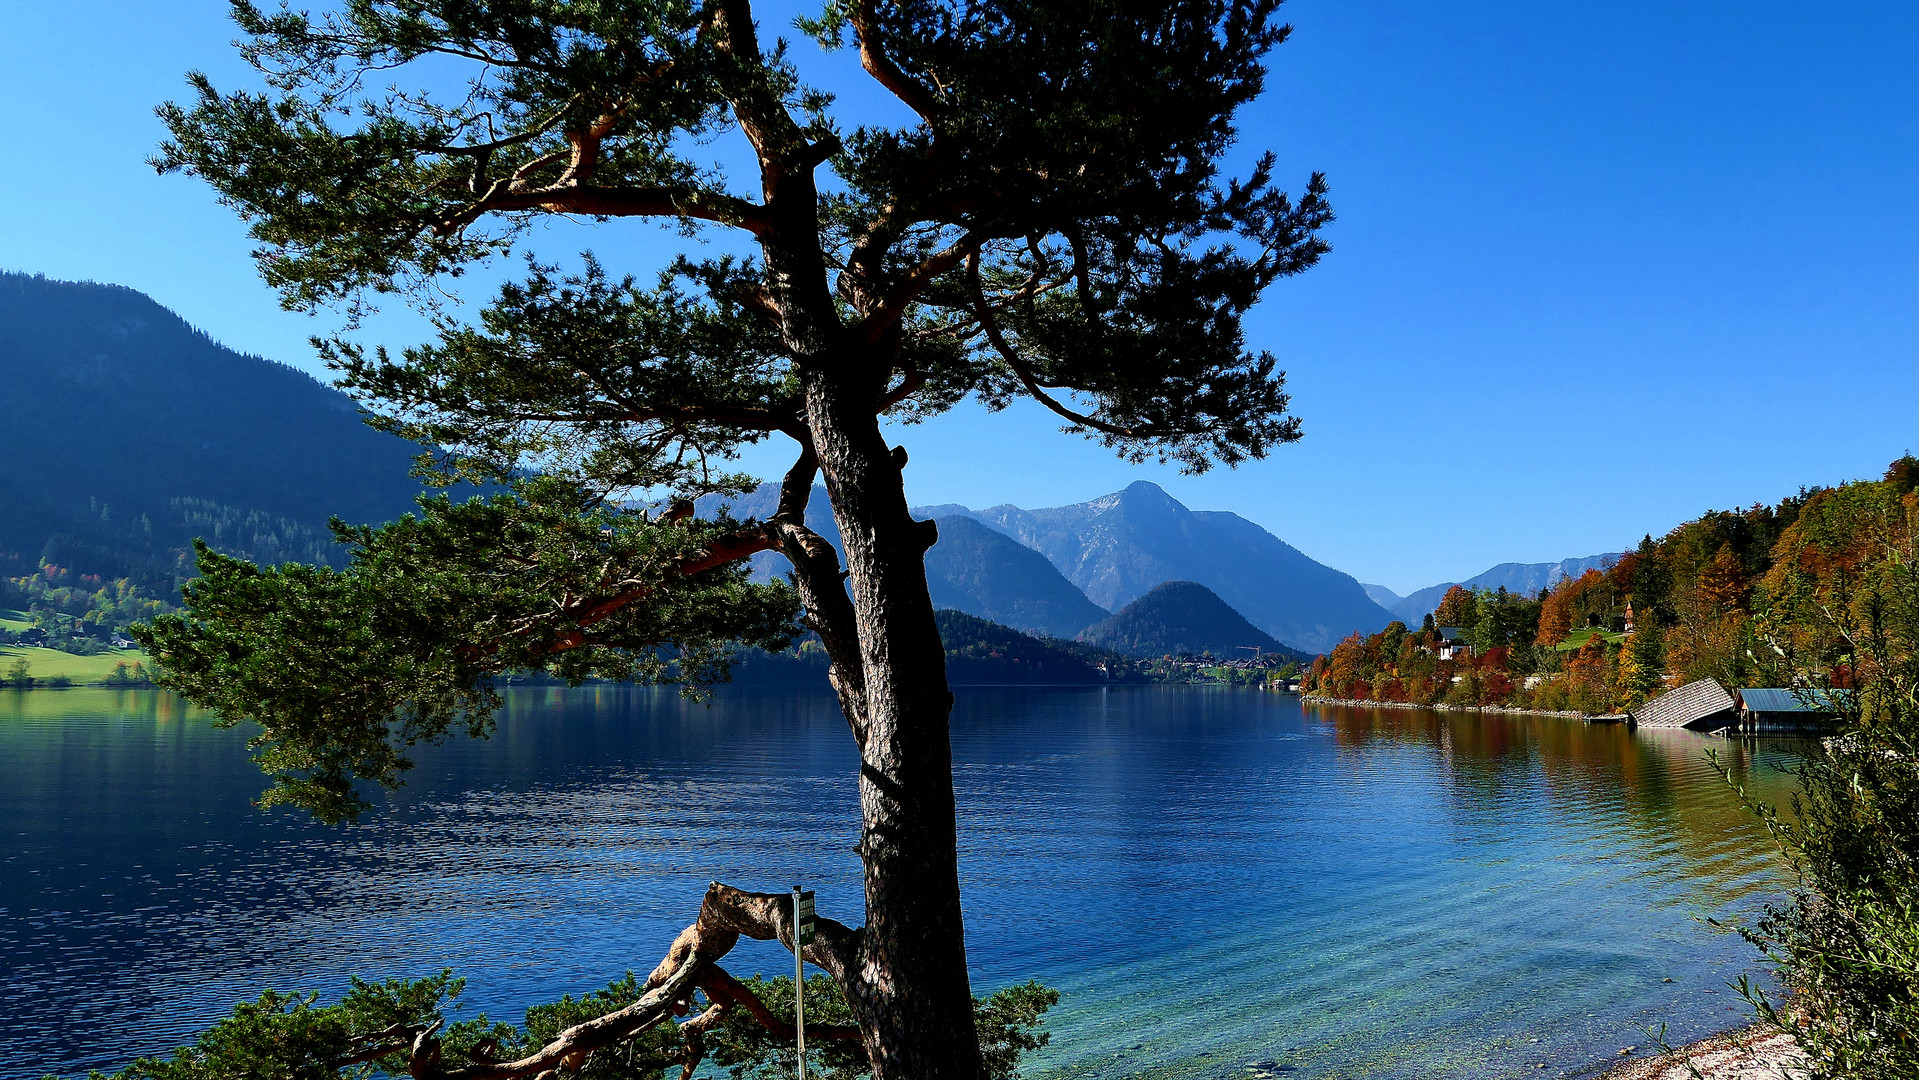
[1300,456,1919,714]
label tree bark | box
[713,0,981,1058]
[803,362,980,1080]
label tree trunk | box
[803,364,981,1080]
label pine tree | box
[135,1,1332,1075]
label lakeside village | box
[0,568,158,688]
[1300,456,1919,734]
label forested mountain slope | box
[0,273,433,589]
[730,610,1139,686]
[1305,457,1919,715]
[1080,580,1307,661]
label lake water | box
[0,686,1801,1079]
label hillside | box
[728,610,1137,686]
[1080,580,1305,661]
[0,272,436,589]
[1304,457,1919,717]
[936,610,1132,684]
[924,517,1109,638]
[942,481,1393,653]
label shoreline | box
[1300,694,1592,720]
[1594,1022,1803,1080]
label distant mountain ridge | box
[1361,583,1403,610]
[695,484,1111,639]
[708,479,1395,653]
[0,272,440,587]
[1390,553,1624,623]
[922,481,1394,653]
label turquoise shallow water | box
[0,686,1800,1078]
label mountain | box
[924,516,1109,637]
[696,484,1109,639]
[1361,583,1402,609]
[1080,580,1305,660]
[932,481,1394,653]
[0,272,438,587]
[1391,553,1624,623]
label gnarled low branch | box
[768,448,871,745]
[442,957,705,1080]
[648,884,861,990]
[370,882,865,1080]
[512,526,782,654]
[494,403,800,431]
[699,966,864,1043]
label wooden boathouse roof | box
[1632,677,1737,730]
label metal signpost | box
[792,887,816,1080]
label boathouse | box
[1631,677,1736,732]
[1734,688,1844,734]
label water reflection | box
[1,689,1796,1080]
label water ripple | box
[0,689,1795,1080]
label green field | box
[0,608,30,633]
[1553,627,1629,652]
[0,645,155,684]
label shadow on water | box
[1,688,1799,1079]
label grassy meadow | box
[0,645,154,685]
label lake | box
[0,686,1801,1079]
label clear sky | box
[3,1,1916,594]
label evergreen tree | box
[1629,532,1669,624]
[1624,620,1664,699]
[136,1,1331,1076]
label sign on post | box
[795,889,817,945]
[793,887,815,1080]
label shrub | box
[1726,487,1919,1078]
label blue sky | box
[2,1,1915,594]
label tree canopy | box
[157,0,1328,474]
[146,0,1330,811]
